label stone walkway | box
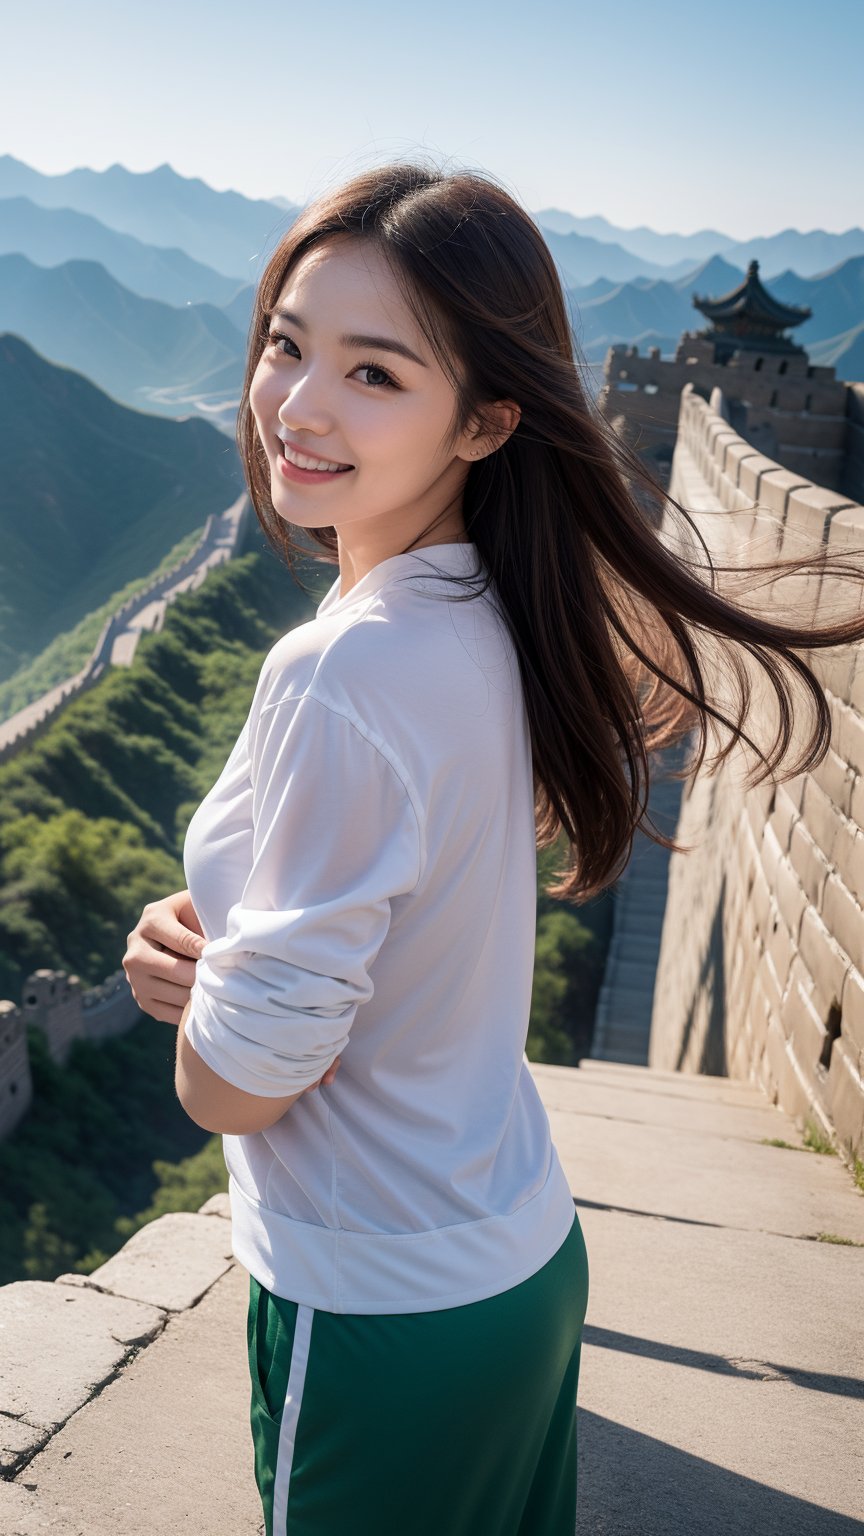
[2,1058,862,1533]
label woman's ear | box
[493,400,521,448]
[465,400,521,461]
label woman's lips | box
[278,436,353,469]
[276,439,355,484]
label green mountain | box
[0,332,245,682]
[0,542,327,1284]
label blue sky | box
[3,0,860,241]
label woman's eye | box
[267,330,299,358]
[358,361,398,390]
[265,331,399,390]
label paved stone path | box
[2,1058,861,1533]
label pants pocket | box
[247,1274,298,1423]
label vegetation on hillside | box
[0,332,244,683]
[0,523,206,719]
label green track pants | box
[247,1208,590,1535]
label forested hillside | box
[0,333,244,682]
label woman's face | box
[249,236,485,556]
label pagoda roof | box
[692,259,811,331]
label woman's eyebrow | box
[268,307,428,368]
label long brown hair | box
[236,157,864,903]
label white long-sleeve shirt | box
[182,540,575,1313]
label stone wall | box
[598,334,854,497]
[0,491,252,765]
[0,1000,32,1142]
[0,1191,235,1482]
[0,968,143,1141]
[650,382,864,1159]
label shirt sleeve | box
[183,690,424,1096]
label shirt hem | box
[225,1151,577,1314]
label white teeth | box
[281,442,349,472]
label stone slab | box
[0,1260,261,1536]
[573,1205,864,1531]
[0,1284,166,1476]
[54,1210,235,1314]
[533,1063,864,1243]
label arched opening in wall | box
[818,1000,842,1072]
[779,361,788,375]
[770,391,778,407]
[755,358,764,370]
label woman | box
[123,160,864,1534]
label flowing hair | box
[235,157,864,903]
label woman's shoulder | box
[252,582,520,749]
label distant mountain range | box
[0,252,246,423]
[0,154,301,283]
[0,194,244,308]
[0,153,861,440]
[534,207,864,282]
[0,333,244,683]
[566,253,864,375]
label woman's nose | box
[277,368,334,430]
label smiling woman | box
[244,230,516,595]
[159,155,864,1536]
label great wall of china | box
[650,382,864,1162]
[0,490,252,764]
[0,489,254,1139]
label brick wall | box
[650,384,864,1159]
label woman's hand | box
[123,889,342,1089]
[123,889,207,1026]
[301,1056,342,1093]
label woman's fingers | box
[145,977,196,1010]
[123,931,198,993]
[174,891,206,944]
[300,1057,342,1095]
[122,892,209,1023]
[138,900,207,963]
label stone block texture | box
[650,385,864,1160]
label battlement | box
[648,382,864,1158]
[0,966,141,1140]
[599,336,855,495]
[0,491,252,767]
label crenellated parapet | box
[649,382,864,1160]
[0,966,143,1141]
[598,330,854,497]
[21,970,85,1067]
[0,491,252,765]
[0,999,32,1140]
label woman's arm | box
[179,693,421,1121]
[175,997,339,1134]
